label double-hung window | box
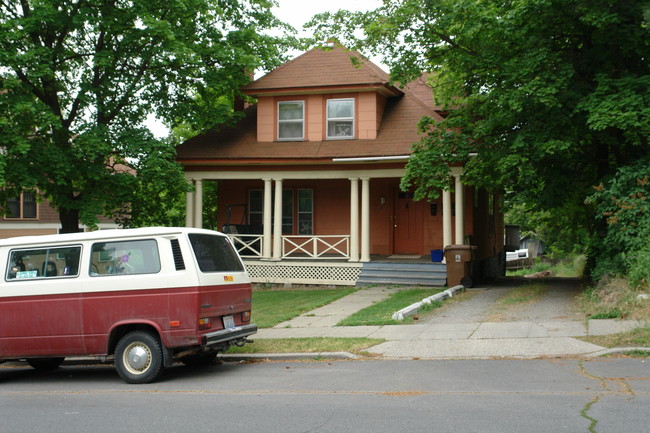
[327,98,354,139]
[248,189,313,235]
[6,191,37,219]
[278,101,304,140]
[297,189,313,235]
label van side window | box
[90,239,160,276]
[6,246,81,280]
[188,233,244,273]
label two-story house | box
[176,45,505,286]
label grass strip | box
[578,325,650,351]
[224,337,385,355]
[338,288,445,326]
[252,289,356,328]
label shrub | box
[586,157,650,289]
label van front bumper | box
[204,324,258,346]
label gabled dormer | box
[242,45,403,143]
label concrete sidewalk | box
[252,281,649,360]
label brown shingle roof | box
[177,46,444,163]
[177,91,443,161]
[243,44,398,94]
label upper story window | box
[327,98,355,139]
[5,191,37,219]
[278,101,304,140]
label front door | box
[393,191,423,254]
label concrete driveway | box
[254,277,648,359]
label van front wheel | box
[115,331,164,384]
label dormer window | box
[278,101,304,140]
[327,98,355,139]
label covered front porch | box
[183,165,468,286]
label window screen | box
[278,101,304,140]
[327,98,354,138]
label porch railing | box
[227,234,350,259]
[228,234,263,258]
[282,235,350,259]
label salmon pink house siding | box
[177,45,505,286]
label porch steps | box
[357,262,447,286]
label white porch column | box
[262,178,273,259]
[360,177,370,262]
[349,178,359,262]
[272,179,283,260]
[454,174,465,245]
[185,185,194,228]
[442,187,452,248]
[193,179,203,229]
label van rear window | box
[188,234,244,273]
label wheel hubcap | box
[124,343,151,374]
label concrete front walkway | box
[254,279,649,359]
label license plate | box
[222,315,235,329]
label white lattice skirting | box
[243,261,362,286]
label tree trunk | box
[59,207,81,234]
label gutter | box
[332,155,411,162]
[332,153,477,163]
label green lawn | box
[579,325,650,356]
[337,288,446,326]
[225,337,385,355]
[252,288,356,328]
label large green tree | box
[310,0,650,281]
[0,0,293,232]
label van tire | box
[27,357,65,370]
[115,331,164,384]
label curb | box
[585,347,650,358]
[391,285,465,321]
[218,352,359,362]
[1,352,359,368]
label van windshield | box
[188,233,244,273]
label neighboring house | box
[1,192,118,238]
[176,45,505,286]
[520,235,545,258]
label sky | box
[271,0,386,70]
[146,0,383,137]
[272,0,382,37]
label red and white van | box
[0,227,256,383]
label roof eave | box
[242,83,403,98]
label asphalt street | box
[1,358,649,433]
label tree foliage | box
[309,0,650,280]
[505,202,591,257]
[587,157,650,288]
[0,0,294,232]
